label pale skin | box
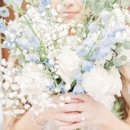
[5,0,130,130]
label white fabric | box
[42,122,98,130]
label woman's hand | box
[34,94,82,127]
[54,93,112,130]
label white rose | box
[81,66,123,110]
[57,50,81,84]
[81,66,110,94]
[107,68,122,97]
[18,63,47,96]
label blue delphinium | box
[29,37,40,50]
[100,37,116,47]
[73,84,84,95]
[73,72,82,83]
[82,60,94,72]
[0,7,9,18]
[40,0,50,7]
[44,59,56,68]
[46,80,56,90]
[18,38,29,50]
[82,38,94,49]
[93,46,110,61]
[28,53,40,63]
[88,22,99,33]
[0,19,6,33]
[75,45,88,57]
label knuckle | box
[74,104,79,111]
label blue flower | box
[28,53,40,63]
[102,28,115,38]
[40,0,50,7]
[46,80,55,90]
[114,24,126,32]
[99,11,110,22]
[0,20,6,33]
[100,37,116,47]
[88,22,99,33]
[73,84,84,95]
[44,59,56,68]
[29,37,40,50]
[73,72,82,83]
[94,47,110,61]
[60,88,68,94]
[0,7,9,18]
[82,38,94,48]
[24,28,33,37]
[4,41,15,49]
[75,45,88,57]
[18,38,29,50]
[82,60,94,72]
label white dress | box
[42,122,98,130]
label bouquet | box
[0,0,130,121]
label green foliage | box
[18,54,25,65]
[112,100,124,119]
[123,41,130,50]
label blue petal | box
[73,84,84,95]
[75,45,88,57]
[82,38,94,48]
[73,72,82,83]
[88,23,99,33]
[29,53,40,63]
[46,80,56,90]
[0,20,6,33]
[82,60,94,72]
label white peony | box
[81,66,123,110]
[107,68,122,97]
[57,50,81,84]
[81,66,110,94]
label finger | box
[55,113,81,122]
[67,92,91,102]
[54,120,74,127]
[59,121,85,130]
[59,103,85,112]
[52,95,81,104]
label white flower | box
[57,50,81,84]
[82,66,122,95]
[81,66,123,110]
[107,68,122,96]
[81,66,110,94]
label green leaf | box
[116,43,122,48]
[123,41,130,50]
[115,48,122,54]
[18,55,25,65]
[119,55,127,61]
[113,58,122,66]
[112,100,124,120]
